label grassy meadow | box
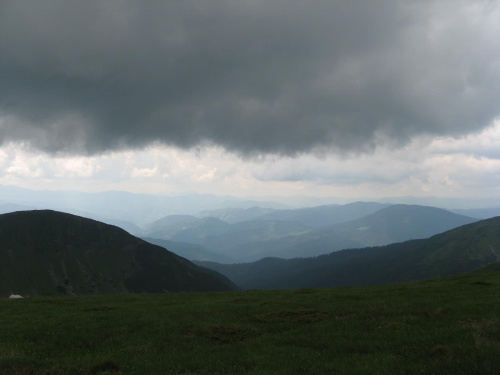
[1,271,499,375]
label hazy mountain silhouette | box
[199,216,500,289]
[143,237,235,263]
[257,202,391,227]
[145,215,203,239]
[326,204,478,245]
[225,204,478,261]
[173,219,310,252]
[145,215,312,259]
[197,207,278,224]
[198,202,393,227]
[451,207,500,220]
[0,185,288,227]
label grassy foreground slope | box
[0,269,499,375]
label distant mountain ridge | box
[0,210,237,296]
[212,204,479,261]
[144,216,312,261]
[198,216,500,290]
[146,215,202,239]
[196,202,390,227]
[171,219,312,252]
[257,202,391,227]
[451,207,500,220]
[0,185,289,227]
[197,207,278,224]
[144,204,478,262]
[326,204,479,246]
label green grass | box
[1,271,499,374]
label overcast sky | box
[1,1,499,203]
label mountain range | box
[0,185,289,228]
[196,202,390,226]
[144,204,478,262]
[0,205,498,295]
[198,216,500,289]
[2,187,500,297]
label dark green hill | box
[198,216,500,289]
[0,210,237,296]
[0,203,144,236]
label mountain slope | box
[233,204,478,260]
[173,219,311,252]
[145,215,202,239]
[197,207,278,224]
[198,216,500,290]
[452,207,500,220]
[145,215,312,259]
[257,202,390,227]
[326,204,479,246]
[0,210,237,296]
[169,217,232,243]
[142,237,235,263]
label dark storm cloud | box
[0,0,499,155]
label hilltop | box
[0,210,237,296]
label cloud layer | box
[2,121,500,201]
[1,1,499,156]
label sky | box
[1,1,500,203]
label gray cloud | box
[0,0,499,156]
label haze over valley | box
[1,186,500,294]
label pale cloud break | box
[0,121,499,201]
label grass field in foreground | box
[0,271,499,375]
